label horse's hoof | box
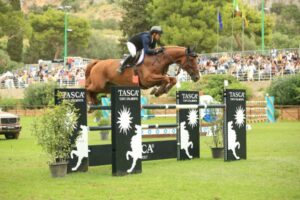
[150,88,157,95]
[87,104,95,113]
[154,92,162,97]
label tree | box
[1,0,26,62]
[119,0,151,53]
[78,31,121,59]
[220,2,274,51]
[24,8,90,63]
[0,0,10,37]
[148,0,218,53]
[147,0,274,52]
[270,3,300,49]
[0,49,20,74]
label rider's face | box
[153,33,161,41]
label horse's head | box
[180,47,200,82]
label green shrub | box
[32,101,79,163]
[22,81,59,108]
[168,82,194,97]
[168,74,252,101]
[274,109,280,120]
[196,74,252,102]
[0,98,20,111]
[267,74,300,105]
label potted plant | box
[94,110,110,140]
[32,101,78,177]
[210,118,224,159]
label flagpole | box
[242,15,244,51]
[231,0,236,55]
[231,10,234,54]
[261,0,265,52]
[260,0,265,82]
[217,7,219,53]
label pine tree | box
[119,0,151,53]
[7,0,23,62]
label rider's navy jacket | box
[129,32,157,55]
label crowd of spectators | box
[1,50,300,89]
[198,49,300,81]
[0,57,89,89]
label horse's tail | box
[85,60,98,80]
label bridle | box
[160,48,198,76]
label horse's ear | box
[187,46,191,53]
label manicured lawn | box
[0,117,299,200]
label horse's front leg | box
[154,80,169,97]
[164,77,177,94]
[145,74,170,97]
[155,76,177,96]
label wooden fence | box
[275,105,300,121]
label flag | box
[233,0,239,12]
[233,0,241,16]
[218,11,223,30]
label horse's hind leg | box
[86,90,98,105]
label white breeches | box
[127,42,137,57]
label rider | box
[117,26,164,74]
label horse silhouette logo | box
[180,121,193,159]
[227,121,240,159]
[126,125,142,173]
[70,125,90,171]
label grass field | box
[1,117,300,200]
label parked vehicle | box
[0,111,21,139]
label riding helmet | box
[150,26,163,34]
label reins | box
[160,48,195,76]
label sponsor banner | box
[111,87,142,176]
[88,140,177,166]
[142,140,177,160]
[224,89,247,161]
[176,91,200,160]
[54,88,88,173]
[89,145,112,166]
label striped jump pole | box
[89,123,178,132]
[89,104,226,110]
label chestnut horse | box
[85,46,200,104]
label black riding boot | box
[117,55,133,74]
